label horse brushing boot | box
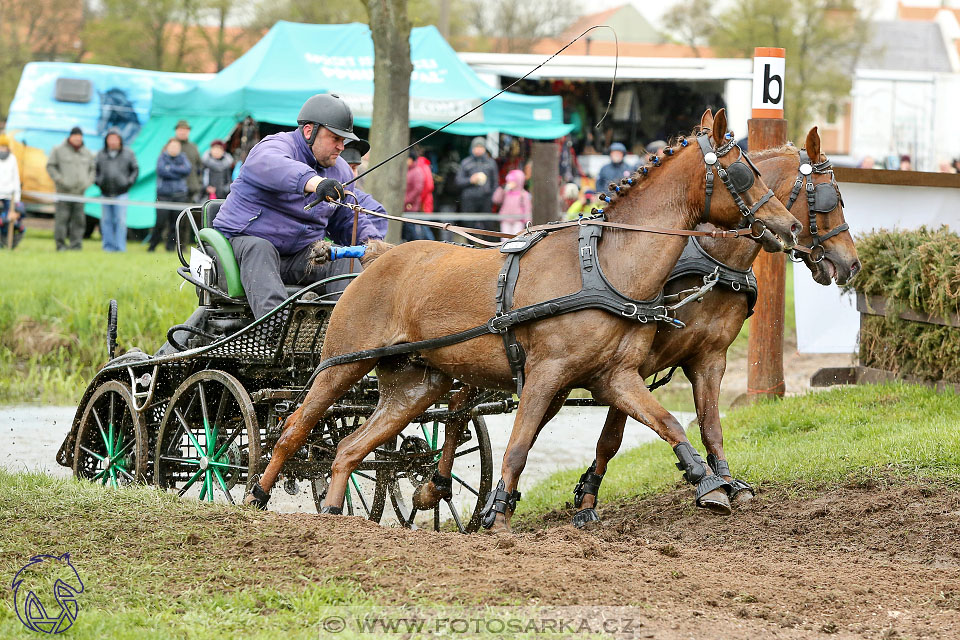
[244,480,271,510]
[707,454,755,506]
[572,460,604,529]
[674,443,732,515]
[480,479,521,530]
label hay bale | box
[849,227,960,382]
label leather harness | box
[669,237,758,317]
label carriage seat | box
[196,200,317,302]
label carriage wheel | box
[310,414,387,521]
[154,370,261,504]
[383,415,492,533]
[73,380,147,487]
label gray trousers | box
[55,201,86,250]
[228,235,360,319]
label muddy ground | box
[214,477,960,639]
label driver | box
[213,94,388,318]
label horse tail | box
[360,240,396,268]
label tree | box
[0,0,86,119]
[661,0,715,57]
[195,0,251,72]
[463,0,582,53]
[707,0,871,140]
[83,0,201,72]
[363,0,413,243]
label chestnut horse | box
[561,127,861,527]
[246,109,801,531]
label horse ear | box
[712,109,727,147]
[805,126,821,162]
[700,109,714,130]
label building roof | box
[859,20,952,71]
[558,5,662,44]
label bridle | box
[696,131,775,240]
[785,149,848,263]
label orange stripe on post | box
[754,47,785,58]
[752,108,783,119]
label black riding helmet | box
[297,93,359,145]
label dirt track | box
[216,477,960,639]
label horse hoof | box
[572,508,601,530]
[731,488,755,507]
[697,488,732,515]
[412,482,441,511]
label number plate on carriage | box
[189,248,214,284]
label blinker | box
[726,160,756,193]
[812,183,839,213]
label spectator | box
[201,139,234,200]
[46,126,95,251]
[404,148,425,213]
[899,155,912,171]
[566,187,597,220]
[493,169,532,236]
[174,120,203,202]
[858,156,876,169]
[95,127,139,252]
[416,154,435,213]
[0,134,24,248]
[403,149,434,241]
[341,138,370,181]
[645,139,668,155]
[150,139,192,252]
[596,142,635,196]
[939,161,957,174]
[455,136,498,230]
[952,158,960,174]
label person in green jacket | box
[46,127,95,251]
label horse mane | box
[597,126,709,217]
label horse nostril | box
[790,222,802,235]
[850,260,861,276]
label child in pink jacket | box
[493,169,532,236]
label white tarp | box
[795,180,960,353]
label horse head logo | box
[11,553,84,634]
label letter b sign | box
[752,48,785,118]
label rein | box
[338,202,747,247]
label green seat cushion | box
[197,228,245,299]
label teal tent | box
[116,21,571,229]
[152,21,572,139]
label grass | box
[516,382,960,519]
[0,231,196,404]
[1,383,956,637]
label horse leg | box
[245,359,376,508]
[411,385,479,511]
[685,356,755,506]
[323,362,452,514]
[480,370,566,533]
[594,370,732,515]
[572,407,627,529]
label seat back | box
[202,199,224,229]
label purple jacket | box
[213,130,387,255]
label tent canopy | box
[152,22,572,139]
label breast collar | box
[668,237,759,317]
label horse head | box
[695,109,801,249]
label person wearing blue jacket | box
[150,139,192,252]
[213,94,388,318]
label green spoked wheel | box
[73,380,147,487]
[310,414,386,521]
[383,415,492,533]
[154,370,261,504]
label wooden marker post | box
[747,47,787,401]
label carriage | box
[56,200,516,533]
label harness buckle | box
[621,302,638,318]
[580,246,592,258]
